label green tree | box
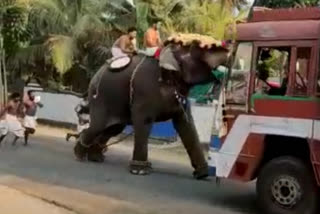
[177,0,248,39]
[135,0,248,40]
[0,0,30,57]
[0,0,32,101]
[12,0,135,75]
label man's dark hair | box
[27,90,34,96]
[128,27,137,33]
[9,92,21,100]
[149,18,161,26]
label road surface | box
[0,129,257,214]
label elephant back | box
[107,56,132,71]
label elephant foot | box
[88,153,105,163]
[130,160,152,176]
[193,165,209,180]
[88,144,105,163]
[74,142,89,161]
[87,144,105,163]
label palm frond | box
[47,35,76,74]
[72,14,106,38]
[28,0,68,34]
[7,43,46,69]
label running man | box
[23,90,43,146]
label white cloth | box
[77,123,89,134]
[0,114,25,138]
[77,112,90,134]
[23,115,37,129]
[111,47,128,58]
[139,47,158,57]
[34,96,41,103]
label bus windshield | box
[226,42,253,105]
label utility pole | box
[0,29,7,105]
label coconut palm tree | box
[177,0,248,39]
[12,0,135,75]
[135,0,247,39]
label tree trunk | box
[0,38,5,104]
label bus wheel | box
[257,156,318,214]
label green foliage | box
[0,0,30,57]
[6,0,249,92]
[172,0,248,39]
[138,0,248,40]
[136,2,149,46]
[10,0,135,74]
[259,49,288,78]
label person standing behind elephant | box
[66,96,90,142]
[143,21,162,56]
[111,27,137,58]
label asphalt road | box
[0,132,257,214]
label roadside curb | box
[0,184,76,214]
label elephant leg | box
[87,124,126,163]
[74,127,100,161]
[86,134,109,163]
[172,108,209,180]
[74,107,108,162]
[130,114,153,176]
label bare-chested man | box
[0,93,24,146]
[143,21,162,56]
[23,90,43,146]
[111,27,137,58]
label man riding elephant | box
[74,34,231,179]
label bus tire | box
[257,156,318,214]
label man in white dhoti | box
[23,90,43,146]
[111,27,137,58]
[0,93,24,146]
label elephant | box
[74,40,230,179]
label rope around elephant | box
[130,56,147,105]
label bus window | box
[255,47,290,96]
[294,47,310,95]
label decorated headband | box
[165,33,231,50]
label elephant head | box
[171,40,231,87]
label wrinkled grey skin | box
[74,42,230,179]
